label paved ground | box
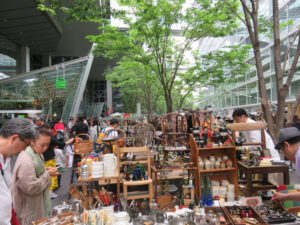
[51,168,73,207]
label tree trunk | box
[240,0,276,142]
[273,0,286,140]
[251,36,276,141]
[163,87,173,113]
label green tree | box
[87,0,246,112]
[38,0,249,114]
[224,0,300,141]
[106,57,162,117]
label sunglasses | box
[18,135,31,147]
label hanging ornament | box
[55,65,66,89]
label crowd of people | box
[0,115,106,225]
[0,109,300,225]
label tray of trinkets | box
[224,205,268,225]
[253,202,296,224]
[204,207,233,225]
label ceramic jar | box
[205,160,211,170]
[220,161,226,169]
[226,159,233,168]
[221,179,230,186]
[209,155,216,164]
[212,186,220,198]
[211,180,220,186]
[219,186,227,198]
[114,212,130,223]
[103,154,117,177]
[217,156,222,162]
[199,160,204,170]
[222,155,228,161]
[215,161,221,169]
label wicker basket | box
[74,133,93,154]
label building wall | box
[199,0,300,115]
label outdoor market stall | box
[33,113,300,225]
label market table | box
[77,172,120,199]
[237,161,290,196]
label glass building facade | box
[0,57,89,121]
[198,0,300,114]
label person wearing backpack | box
[96,119,119,153]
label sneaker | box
[50,192,58,199]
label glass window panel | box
[279,6,288,36]
[291,67,300,99]
[271,75,278,101]
[225,93,231,107]
[232,92,237,106]
[238,87,247,105]
[289,36,299,65]
[288,0,300,31]
[247,82,258,104]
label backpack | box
[95,128,114,153]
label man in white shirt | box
[101,118,119,138]
[232,108,280,159]
[0,118,36,225]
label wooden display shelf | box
[198,167,236,173]
[237,161,289,196]
[121,178,153,186]
[119,160,148,165]
[198,146,235,151]
[163,147,189,151]
[77,172,119,183]
[151,165,197,172]
[120,191,150,200]
[190,134,239,199]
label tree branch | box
[284,33,300,89]
[223,0,247,26]
[282,27,300,73]
[240,0,252,16]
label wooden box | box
[204,207,233,225]
[223,206,268,225]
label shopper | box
[12,126,60,225]
[232,108,280,159]
[54,146,65,188]
[43,124,74,197]
[71,115,89,135]
[67,116,74,136]
[65,141,74,168]
[272,127,300,201]
[0,118,36,225]
[100,118,119,137]
[54,118,65,142]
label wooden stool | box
[117,146,153,202]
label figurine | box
[200,126,213,144]
[212,132,220,145]
[219,126,228,144]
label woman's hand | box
[47,167,61,177]
[272,192,288,202]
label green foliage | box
[37,0,250,113]
[36,0,122,23]
[87,0,247,112]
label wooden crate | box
[204,207,233,225]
